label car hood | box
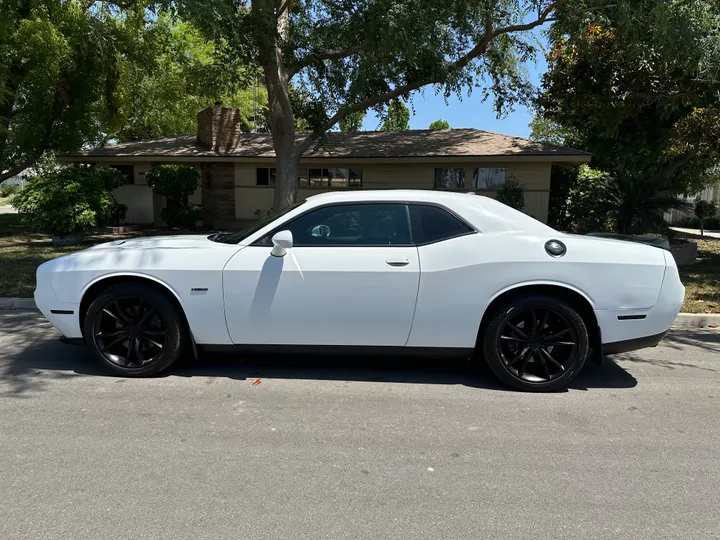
[85,234,221,251]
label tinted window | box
[266,204,412,246]
[410,205,473,244]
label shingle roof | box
[60,129,590,160]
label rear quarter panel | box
[407,232,667,348]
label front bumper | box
[34,279,83,339]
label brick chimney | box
[197,103,242,152]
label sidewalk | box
[671,227,720,240]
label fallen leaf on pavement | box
[252,378,262,386]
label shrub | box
[160,205,203,229]
[1,184,21,198]
[146,165,201,229]
[553,165,618,233]
[495,177,525,211]
[12,166,125,236]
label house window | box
[257,167,276,186]
[110,165,134,184]
[349,168,362,188]
[309,168,327,187]
[298,168,363,188]
[473,168,506,189]
[434,168,465,189]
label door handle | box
[386,258,410,267]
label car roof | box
[305,189,479,205]
[304,189,556,235]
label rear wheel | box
[84,283,185,377]
[481,295,589,392]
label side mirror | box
[271,230,293,257]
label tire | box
[481,294,589,392]
[84,283,185,377]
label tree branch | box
[290,43,370,77]
[296,0,566,154]
[0,153,41,183]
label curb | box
[1,297,719,329]
[672,313,720,328]
[0,297,38,310]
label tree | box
[338,110,365,133]
[429,120,451,130]
[180,0,569,210]
[694,197,718,237]
[380,100,410,131]
[537,0,720,233]
[528,114,573,146]
[0,1,124,182]
[102,12,262,143]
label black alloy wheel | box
[85,283,185,377]
[482,295,590,392]
[94,297,167,369]
[498,307,578,383]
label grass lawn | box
[676,232,720,313]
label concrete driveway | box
[1,311,719,540]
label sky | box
[361,28,550,138]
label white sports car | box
[35,190,684,391]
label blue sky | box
[361,29,550,138]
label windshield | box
[211,201,306,244]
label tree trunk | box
[252,0,299,211]
[272,134,299,212]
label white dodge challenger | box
[35,190,684,391]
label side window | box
[262,204,412,246]
[410,205,474,244]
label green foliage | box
[550,164,689,234]
[146,165,200,204]
[146,165,201,229]
[0,1,127,181]
[1,184,21,198]
[380,100,410,131]
[12,166,125,236]
[338,110,365,133]
[538,0,720,232]
[495,177,525,211]
[528,115,575,147]
[428,120,450,130]
[160,205,203,230]
[103,12,262,142]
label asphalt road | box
[1,311,719,540]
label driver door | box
[222,203,420,347]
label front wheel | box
[481,295,589,392]
[84,283,185,377]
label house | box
[58,106,591,229]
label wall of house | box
[103,162,202,226]
[233,161,552,223]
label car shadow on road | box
[1,329,637,395]
[171,352,637,392]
